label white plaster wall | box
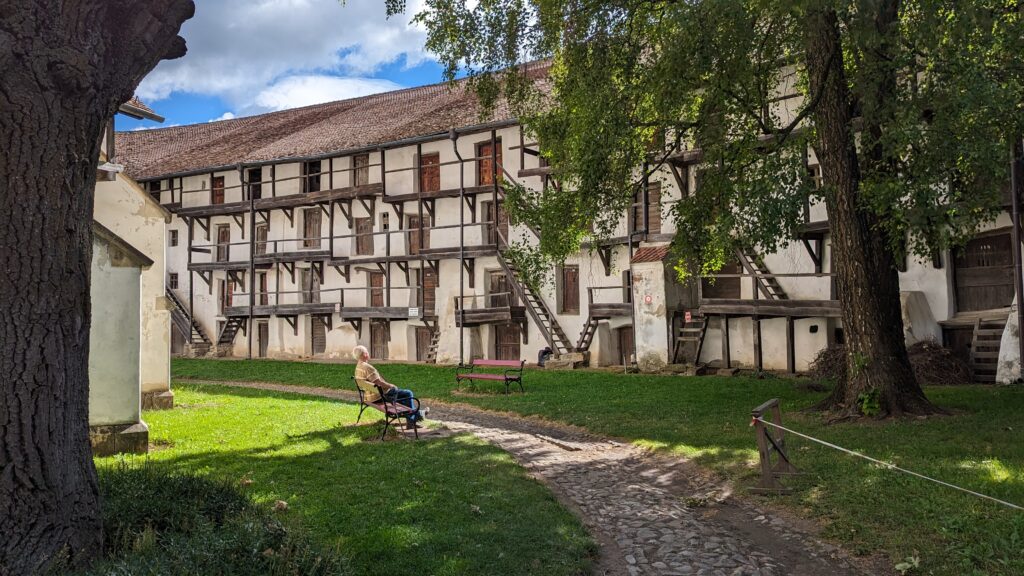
[93,174,171,395]
[89,239,142,426]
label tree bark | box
[0,2,193,573]
[803,5,938,418]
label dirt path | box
[180,379,875,576]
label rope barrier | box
[753,416,1024,512]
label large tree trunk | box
[803,5,938,418]
[0,2,193,573]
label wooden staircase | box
[576,316,600,352]
[736,249,788,300]
[672,312,709,364]
[217,316,246,346]
[496,249,573,354]
[166,288,212,354]
[424,323,440,364]
[970,317,1006,383]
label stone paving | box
[185,380,870,576]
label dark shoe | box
[405,422,421,430]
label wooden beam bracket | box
[462,257,475,288]
[283,315,298,336]
[800,238,823,273]
[312,261,324,285]
[197,270,213,288]
[347,318,362,334]
[232,213,245,236]
[598,246,613,277]
[338,200,353,228]
[283,207,294,227]
[281,261,295,284]
[463,194,476,221]
[197,216,210,240]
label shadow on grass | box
[127,384,595,576]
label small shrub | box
[81,463,346,576]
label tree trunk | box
[0,2,193,573]
[803,5,938,418]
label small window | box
[353,154,370,187]
[168,273,178,290]
[168,229,178,247]
[302,160,322,193]
[248,167,263,200]
[147,181,161,200]
[808,165,822,190]
[560,265,580,314]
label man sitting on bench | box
[352,345,427,429]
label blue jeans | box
[384,388,422,423]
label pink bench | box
[456,359,525,394]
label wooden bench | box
[352,377,421,439]
[455,359,525,394]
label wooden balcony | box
[699,298,841,318]
[456,306,527,326]
[253,249,331,265]
[253,183,382,210]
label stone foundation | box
[142,390,175,410]
[90,421,149,456]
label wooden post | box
[1010,137,1024,368]
[786,316,795,374]
[721,315,730,369]
[753,316,763,372]
[750,398,800,494]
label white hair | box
[352,345,369,361]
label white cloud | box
[136,0,429,114]
[210,111,237,122]
[253,75,402,111]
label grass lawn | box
[97,383,595,576]
[174,358,1024,575]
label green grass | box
[98,383,594,576]
[174,358,1024,575]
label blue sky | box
[118,0,447,131]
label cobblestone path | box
[184,380,869,576]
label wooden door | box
[495,323,521,360]
[211,175,225,204]
[618,326,635,365]
[370,321,389,359]
[560,265,580,313]
[484,200,509,246]
[489,271,515,307]
[369,272,384,307]
[216,224,230,262]
[353,154,369,186]
[301,269,320,304]
[355,217,373,255]
[422,268,438,315]
[954,231,1015,312]
[311,318,326,355]
[257,322,269,358]
[255,224,268,256]
[415,326,433,361]
[303,208,322,249]
[478,140,502,186]
[257,272,269,306]
[408,215,431,255]
[419,152,440,193]
[302,160,321,193]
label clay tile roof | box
[119,96,164,123]
[631,245,671,264]
[116,61,551,182]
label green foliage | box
[389,0,1024,278]
[501,239,553,291]
[857,387,882,417]
[81,464,344,576]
